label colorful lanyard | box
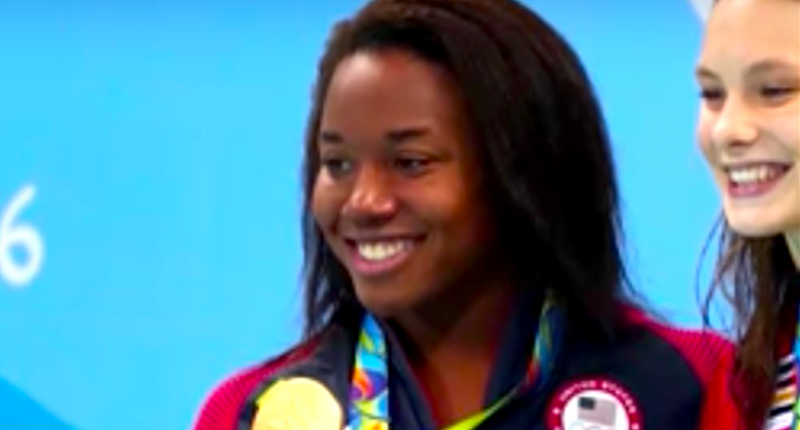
[345,296,561,430]
[794,309,800,430]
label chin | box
[353,285,408,319]
[726,213,791,239]
[728,223,784,239]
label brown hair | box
[704,220,796,429]
[300,0,637,339]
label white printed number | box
[1,185,44,288]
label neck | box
[786,229,800,272]
[389,275,521,425]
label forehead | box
[323,49,463,118]
[699,0,799,68]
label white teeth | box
[357,241,411,261]
[728,165,785,185]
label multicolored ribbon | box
[769,286,800,430]
[345,295,562,430]
[793,317,800,430]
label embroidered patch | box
[546,378,642,430]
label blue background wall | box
[0,1,720,429]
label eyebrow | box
[695,58,800,80]
[694,64,716,80]
[319,130,343,144]
[318,126,431,145]
[385,127,429,144]
[746,59,799,79]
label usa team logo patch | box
[546,378,642,430]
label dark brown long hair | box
[703,219,796,428]
[299,0,637,340]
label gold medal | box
[251,377,343,430]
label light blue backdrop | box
[0,1,721,429]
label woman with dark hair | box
[195,0,738,429]
[696,0,799,428]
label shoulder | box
[191,338,321,430]
[621,306,733,385]
[622,306,744,429]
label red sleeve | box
[623,307,744,429]
[191,340,318,430]
[696,345,745,430]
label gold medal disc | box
[252,377,343,430]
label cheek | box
[310,176,344,229]
[774,114,800,156]
[437,182,494,243]
[696,113,717,164]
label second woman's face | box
[696,0,800,237]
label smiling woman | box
[696,0,800,428]
[194,0,741,429]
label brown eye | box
[320,156,354,178]
[699,86,726,111]
[761,85,796,100]
[394,157,431,176]
[700,88,724,100]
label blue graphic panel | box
[0,1,715,430]
[0,378,75,430]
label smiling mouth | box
[724,163,792,198]
[355,240,414,261]
[344,237,422,277]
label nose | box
[711,95,759,152]
[341,164,398,224]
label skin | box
[695,0,800,268]
[311,49,520,424]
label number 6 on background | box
[1,184,44,288]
